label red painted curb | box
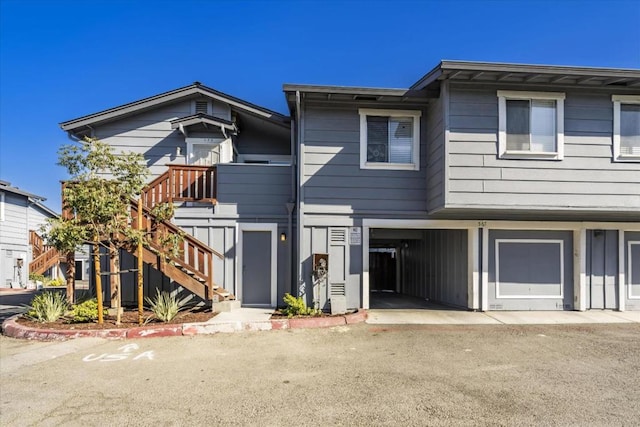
[2,308,369,340]
[127,325,183,339]
[270,319,290,330]
[288,316,346,329]
[345,310,368,324]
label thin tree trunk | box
[66,252,75,305]
[93,240,104,324]
[110,244,122,325]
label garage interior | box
[369,228,468,309]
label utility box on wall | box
[312,253,328,310]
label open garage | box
[368,228,469,309]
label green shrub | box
[25,291,69,323]
[69,298,99,323]
[28,273,46,283]
[281,293,321,318]
[48,277,66,287]
[145,289,186,322]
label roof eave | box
[60,83,290,132]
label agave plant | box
[25,291,69,323]
[145,289,186,322]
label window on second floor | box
[497,91,565,160]
[612,95,640,161]
[358,109,421,171]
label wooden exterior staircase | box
[29,230,62,276]
[65,164,234,303]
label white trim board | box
[494,239,565,299]
[628,240,640,300]
[236,223,278,307]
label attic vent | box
[330,229,346,243]
[195,100,209,114]
[330,283,346,296]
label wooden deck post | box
[137,197,144,325]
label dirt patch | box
[270,309,356,319]
[15,307,216,330]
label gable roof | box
[411,60,640,91]
[60,82,290,132]
[0,181,59,217]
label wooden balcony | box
[142,164,217,210]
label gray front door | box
[242,231,272,306]
[586,230,618,310]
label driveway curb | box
[1,310,368,341]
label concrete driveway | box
[2,322,639,426]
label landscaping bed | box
[15,307,216,330]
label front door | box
[239,224,277,307]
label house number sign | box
[349,227,361,245]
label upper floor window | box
[612,95,640,162]
[359,109,421,171]
[497,91,565,160]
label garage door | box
[488,230,573,311]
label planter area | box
[2,310,367,341]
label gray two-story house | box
[285,61,640,312]
[60,61,640,312]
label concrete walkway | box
[366,309,640,325]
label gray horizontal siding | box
[426,90,445,212]
[217,164,293,217]
[0,193,27,247]
[94,101,192,177]
[303,103,428,216]
[446,85,640,213]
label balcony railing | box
[142,164,217,210]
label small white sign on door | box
[349,227,361,245]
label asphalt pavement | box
[2,322,639,426]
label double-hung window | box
[359,109,421,170]
[497,91,565,160]
[612,95,640,161]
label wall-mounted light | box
[280,232,287,242]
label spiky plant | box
[25,291,69,323]
[145,289,186,322]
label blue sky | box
[1,0,639,210]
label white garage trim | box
[618,230,626,311]
[495,239,564,299]
[361,218,476,310]
[628,241,640,300]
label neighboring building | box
[60,61,640,311]
[0,181,60,288]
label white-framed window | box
[495,239,564,299]
[0,192,4,221]
[358,108,421,171]
[612,95,640,161]
[497,91,565,160]
[628,241,640,300]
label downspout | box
[295,90,305,299]
[286,114,297,296]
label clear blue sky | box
[1,0,639,211]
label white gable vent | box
[330,228,346,243]
[195,100,209,114]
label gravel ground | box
[1,323,639,426]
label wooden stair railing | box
[142,164,217,211]
[29,230,61,276]
[129,199,231,303]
